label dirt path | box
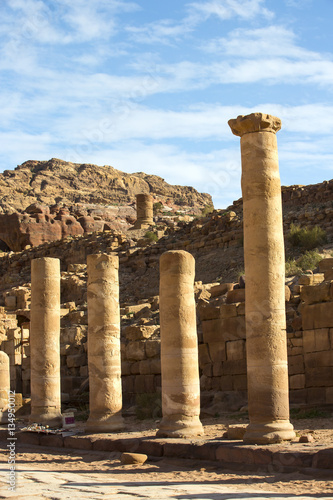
[1,415,333,499]
[1,444,333,499]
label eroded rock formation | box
[0,158,212,213]
[0,158,212,251]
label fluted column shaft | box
[228,113,295,444]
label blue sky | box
[0,0,333,208]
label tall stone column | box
[228,113,295,444]
[157,250,204,438]
[85,253,124,433]
[135,194,153,228]
[30,258,62,426]
[0,351,10,423]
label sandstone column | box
[30,258,62,426]
[157,250,204,438]
[0,351,10,423]
[228,113,295,444]
[85,253,124,433]
[135,194,153,228]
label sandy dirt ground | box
[0,415,333,499]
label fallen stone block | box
[120,452,148,465]
[227,424,248,440]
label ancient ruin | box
[157,250,204,438]
[134,194,154,228]
[229,113,296,443]
[85,253,124,432]
[0,152,332,481]
[29,258,62,426]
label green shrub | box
[285,259,302,277]
[153,202,163,215]
[201,204,214,216]
[144,231,158,242]
[298,250,323,271]
[285,250,323,277]
[237,268,245,279]
[287,223,327,250]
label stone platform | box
[0,428,332,474]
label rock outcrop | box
[0,204,84,252]
[0,158,212,213]
[0,158,212,251]
[0,202,133,252]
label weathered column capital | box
[228,112,281,137]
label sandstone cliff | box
[0,158,212,213]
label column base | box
[243,420,296,444]
[29,409,62,427]
[157,416,204,438]
[85,413,125,434]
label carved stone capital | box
[228,112,281,137]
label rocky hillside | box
[0,178,331,302]
[0,158,212,213]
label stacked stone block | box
[300,276,333,405]
[199,285,247,395]
[60,312,88,395]
[121,323,161,399]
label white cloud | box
[2,0,140,46]
[187,0,274,22]
[0,131,54,169]
[152,53,333,90]
[126,19,194,45]
[211,59,333,85]
[126,0,274,45]
[203,26,320,59]
[269,104,333,135]
[52,108,223,146]
[284,0,312,7]
[121,23,333,91]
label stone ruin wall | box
[0,178,332,411]
[197,262,333,409]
